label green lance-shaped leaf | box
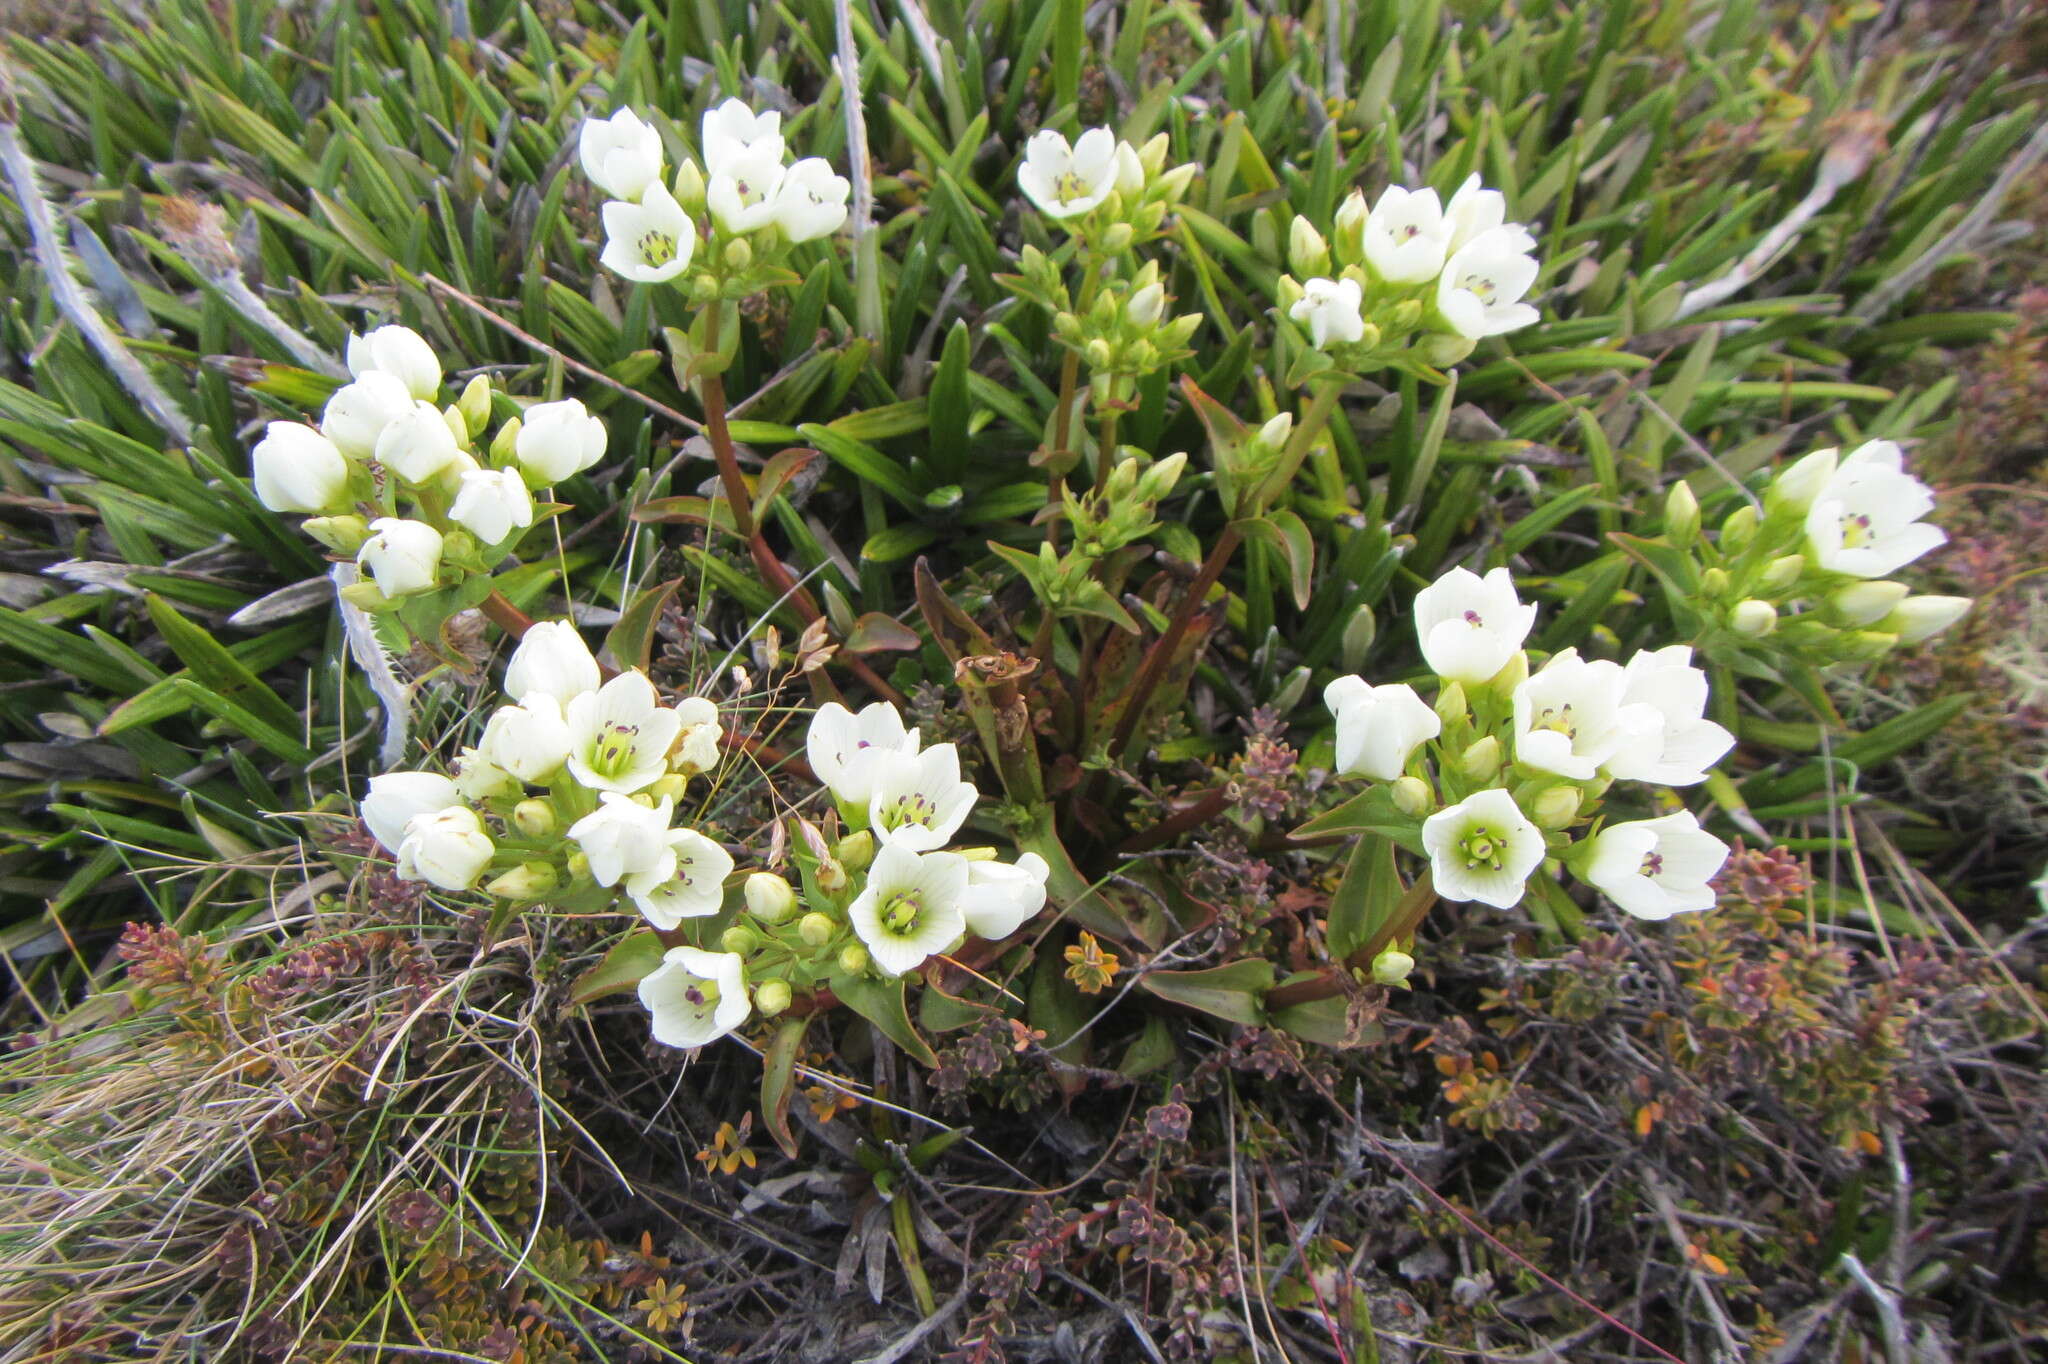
[1139,959,1276,1026]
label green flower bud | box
[1387,299,1423,333]
[1486,649,1530,693]
[723,236,753,271]
[721,923,761,955]
[489,416,522,465]
[440,403,469,448]
[1371,946,1416,987]
[1699,566,1731,598]
[484,861,557,900]
[673,158,706,212]
[456,375,493,438]
[744,871,798,924]
[838,943,869,975]
[512,798,557,838]
[646,773,690,802]
[816,857,847,894]
[1340,606,1377,673]
[1730,599,1778,637]
[1155,162,1197,202]
[1459,735,1503,781]
[337,580,396,613]
[1720,503,1759,552]
[1084,339,1113,370]
[1760,554,1805,591]
[1420,332,1477,367]
[1100,222,1135,254]
[1434,681,1468,726]
[303,514,372,556]
[834,829,876,873]
[1287,216,1330,277]
[1842,629,1899,660]
[1390,775,1433,816]
[1884,595,1971,645]
[565,850,591,882]
[1665,481,1701,545]
[754,979,792,1017]
[1531,785,1582,830]
[798,911,835,947]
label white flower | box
[1362,184,1450,284]
[622,827,733,929]
[806,701,922,806]
[1511,649,1650,781]
[638,946,750,1049]
[1421,789,1545,908]
[960,852,1049,942]
[321,370,416,460]
[1436,227,1541,339]
[1289,276,1367,349]
[1441,175,1537,258]
[1603,646,1735,787]
[357,517,443,597]
[394,805,494,891]
[706,142,787,234]
[1578,811,1729,920]
[600,181,696,284]
[1414,566,1537,685]
[372,401,464,484]
[449,467,535,545]
[345,325,441,401]
[847,843,970,975]
[251,421,350,514]
[1802,440,1946,579]
[1017,127,1118,220]
[772,157,850,241]
[1886,595,1971,645]
[361,770,460,852]
[701,98,784,176]
[505,620,601,706]
[867,744,978,852]
[565,671,685,794]
[480,694,573,783]
[1323,676,1441,781]
[670,696,722,775]
[579,108,664,201]
[568,791,675,887]
[514,398,607,483]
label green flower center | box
[1460,823,1504,871]
[1052,169,1091,204]
[591,722,641,778]
[1840,511,1872,548]
[882,889,923,935]
[1639,851,1665,878]
[881,791,938,832]
[682,977,719,1008]
[1532,702,1577,739]
[638,230,677,267]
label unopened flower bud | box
[1486,649,1530,693]
[1125,281,1166,329]
[839,943,870,975]
[1332,189,1368,256]
[489,416,521,464]
[1665,481,1700,545]
[457,374,493,438]
[485,861,558,901]
[721,924,761,955]
[673,158,706,211]
[565,850,591,881]
[753,979,792,1016]
[816,857,847,893]
[1720,503,1759,551]
[1459,735,1502,781]
[1420,332,1475,367]
[1531,785,1582,830]
[1136,451,1186,501]
[834,829,875,873]
[1100,222,1135,254]
[744,871,797,924]
[1340,606,1377,673]
[1390,775,1433,816]
[1155,162,1197,202]
[798,912,835,947]
[1287,216,1330,277]
[1842,629,1899,660]
[1760,554,1805,591]
[1885,595,1970,645]
[1084,338,1113,370]
[1434,681,1468,725]
[1371,946,1416,987]
[1699,567,1731,598]
[1387,299,1423,332]
[512,798,557,837]
[303,514,372,556]
[1830,580,1909,627]
[723,236,753,271]
[1730,599,1778,637]
[1256,413,1294,452]
[647,773,689,802]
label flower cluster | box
[1016,127,1197,245]
[1664,439,1968,662]
[360,619,730,916]
[1281,175,1544,375]
[249,325,605,611]
[582,101,850,297]
[1323,565,1735,923]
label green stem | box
[891,1192,937,1316]
[697,306,758,540]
